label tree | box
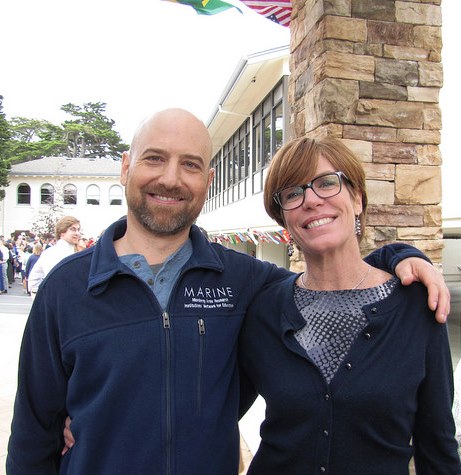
[8,117,67,162]
[0,96,11,199]
[4,101,128,165]
[61,102,128,159]
[31,201,65,238]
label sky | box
[1,0,289,142]
[1,1,458,219]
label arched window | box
[109,185,123,205]
[17,183,31,205]
[86,184,100,205]
[41,184,54,205]
[63,184,77,205]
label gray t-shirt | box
[119,239,193,310]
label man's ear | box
[207,167,215,190]
[120,151,131,186]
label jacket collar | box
[87,217,224,295]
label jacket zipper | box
[162,311,172,474]
[197,318,206,415]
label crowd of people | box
[0,221,94,296]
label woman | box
[239,137,461,474]
[24,242,42,295]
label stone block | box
[305,123,343,139]
[397,128,440,145]
[397,226,443,240]
[373,142,417,164]
[294,67,314,101]
[411,238,443,255]
[356,99,425,129]
[316,51,375,82]
[413,25,442,55]
[324,38,355,54]
[375,59,419,87]
[353,43,383,57]
[341,139,372,162]
[292,23,323,67]
[373,226,398,242]
[367,204,424,226]
[368,20,413,46]
[383,45,428,61]
[351,0,395,21]
[304,78,359,131]
[324,15,366,42]
[396,2,442,26]
[366,180,395,205]
[395,164,441,204]
[422,104,441,130]
[416,145,441,166]
[419,61,443,87]
[407,86,439,103]
[343,125,397,142]
[362,162,395,180]
[423,205,442,227]
[293,110,306,138]
[359,81,407,101]
[324,0,351,16]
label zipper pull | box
[198,318,205,335]
[163,312,170,329]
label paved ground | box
[0,280,31,475]
[0,279,459,474]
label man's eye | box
[183,161,201,170]
[146,155,162,162]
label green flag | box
[165,0,242,15]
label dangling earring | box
[287,238,294,257]
[355,215,362,236]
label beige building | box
[1,157,126,239]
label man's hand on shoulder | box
[395,257,450,323]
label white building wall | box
[3,175,127,239]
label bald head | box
[130,108,213,167]
[120,108,215,238]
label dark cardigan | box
[239,275,461,475]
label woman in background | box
[24,242,42,296]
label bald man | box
[7,109,450,475]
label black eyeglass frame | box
[272,171,351,211]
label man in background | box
[28,216,81,295]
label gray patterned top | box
[294,276,399,384]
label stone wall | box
[288,0,443,262]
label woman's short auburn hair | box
[264,137,368,239]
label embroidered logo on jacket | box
[184,286,234,309]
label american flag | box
[240,0,292,27]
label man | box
[27,216,81,295]
[7,109,450,475]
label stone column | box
[289,0,443,262]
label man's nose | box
[157,161,181,187]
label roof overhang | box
[206,45,290,156]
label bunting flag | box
[209,228,290,246]
[163,0,242,15]
[240,0,292,27]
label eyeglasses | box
[273,172,350,211]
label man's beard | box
[127,187,201,236]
